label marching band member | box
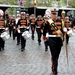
[11,15,16,40]
[36,15,43,45]
[42,15,49,51]
[63,16,74,45]
[26,13,30,31]
[43,8,63,75]
[6,15,12,37]
[15,14,21,45]
[30,14,36,40]
[26,13,30,26]
[16,12,28,51]
[41,9,52,51]
[0,9,8,51]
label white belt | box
[19,27,26,28]
[0,28,5,29]
[36,26,40,28]
[46,33,61,37]
[31,23,35,24]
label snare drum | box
[22,31,31,40]
[1,32,10,41]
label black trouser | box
[49,45,61,72]
[66,34,69,44]
[44,40,49,50]
[16,32,21,44]
[21,35,26,49]
[36,28,42,43]
[12,29,16,40]
[9,26,12,37]
[31,26,35,40]
[0,29,5,49]
[0,37,5,49]
[31,30,35,39]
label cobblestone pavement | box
[0,32,75,75]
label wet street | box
[0,32,75,75]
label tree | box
[69,0,75,7]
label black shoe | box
[1,48,4,50]
[52,70,58,75]
[17,43,20,45]
[13,38,15,40]
[45,49,48,51]
[54,73,58,75]
[21,48,25,51]
[32,38,34,40]
[38,42,41,45]
[0,48,1,51]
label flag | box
[20,0,23,6]
[34,0,36,6]
[18,0,23,6]
[66,0,69,7]
[66,0,70,8]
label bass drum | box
[1,32,10,41]
[22,31,31,40]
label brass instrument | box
[61,10,65,19]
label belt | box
[19,27,26,28]
[46,33,61,37]
[36,26,40,28]
[0,28,5,29]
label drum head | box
[1,32,7,37]
[22,31,31,40]
[1,32,10,41]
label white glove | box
[63,27,67,32]
[5,28,8,31]
[18,30,20,33]
[26,26,30,29]
[46,33,49,38]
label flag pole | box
[34,0,36,17]
[34,6,36,17]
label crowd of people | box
[0,8,75,75]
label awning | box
[0,4,20,11]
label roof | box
[0,4,21,11]
[0,4,20,8]
[59,7,75,11]
[36,6,75,11]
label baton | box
[65,34,69,66]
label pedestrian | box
[43,8,63,75]
[16,12,28,51]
